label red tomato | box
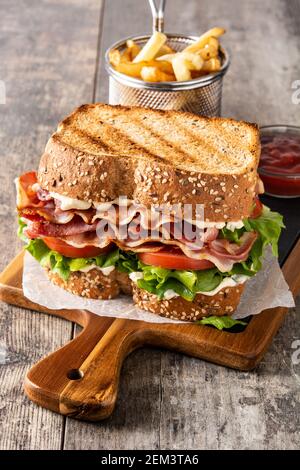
[251,197,263,219]
[43,237,111,258]
[138,248,214,270]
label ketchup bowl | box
[259,125,300,198]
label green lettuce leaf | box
[243,206,284,257]
[220,227,245,244]
[171,270,198,291]
[24,237,120,281]
[139,262,198,291]
[220,205,284,276]
[102,249,120,268]
[68,257,91,271]
[198,316,247,330]
[196,268,223,292]
[18,218,28,242]
[26,238,50,264]
[133,263,225,302]
[116,251,138,273]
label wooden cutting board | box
[0,239,300,421]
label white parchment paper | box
[23,248,295,324]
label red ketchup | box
[259,130,300,198]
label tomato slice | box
[251,197,263,219]
[43,237,111,258]
[138,248,214,270]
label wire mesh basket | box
[105,34,230,117]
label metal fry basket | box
[105,34,230,117]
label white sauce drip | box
[79,265,115,276]
[129,272,249,299]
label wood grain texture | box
[0,0,102,450]
[1,240,299,424]
[1,0,300,450]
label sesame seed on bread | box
[46,268,132,300]
[38,103,261,221]
[132,283,245,322]
[46,265,244,322]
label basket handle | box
[148,0,166,33]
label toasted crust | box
[38,104,260,221]
[132,283,245,322]
[46,267,132,300]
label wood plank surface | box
[0,0,102,450]
[1,0,300,450]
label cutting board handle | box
[24,314,144,421]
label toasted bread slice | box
[132,283,245,322]
[46,268,132,300]
[38,104,260,221]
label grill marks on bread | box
[56,104,259,173]
[38,103,260,221]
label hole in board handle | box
[67,369,84,380]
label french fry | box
[155,44,175,58]
[198,43,219,60]
[115,62,146,78]
[121,48,132,62]
[172,55,192,81]
[156,53,176,63]
[172,52,204,81]
[179,52,203,71]
[141,66,175,82]
[201,58,221,73]
[115,60,173,79]
[153,60,174,74]
[183,27,225,53]
[108,49,122,67]
[126,39,141,60]
[133,31,167,63]
[208,37,219,50]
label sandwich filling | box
[17,172,284,308]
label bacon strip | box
[16,172,45,209]
[23,216,98,238]
[209,232,258,259]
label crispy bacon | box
[209,232,257,259]
[16,172,45,209]
[17,171,257,271]
[36,188,53,201]
[23,216,98,239]
[203,227,219,243]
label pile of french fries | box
[108,27,225,83]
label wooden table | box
[0,0,299,450]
